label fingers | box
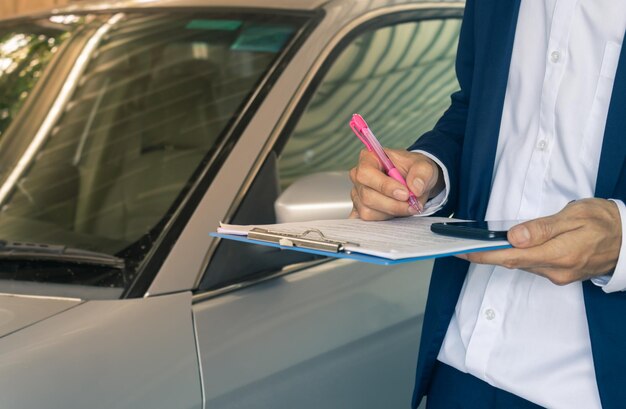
[461,199,623,285]
[353,149,413,201]
[403,154,444,205]
[461,243,560,272]
[350,148,446,220]
[350,150,421,220]
[350,186,415,220]
[506,200,605,248]
[460,250,579,285]
[507,216,580,249]
[460,241,581,285]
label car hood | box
[0,294,82,338]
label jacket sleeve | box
[407,0,476,215]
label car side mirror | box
[274,171,353,223]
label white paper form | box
[218,217,510,260]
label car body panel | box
[0,293,82,338]
[193,258,432,408]
[0,292,201,409]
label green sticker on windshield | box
[186,19,242,31]
[231,25,294,53]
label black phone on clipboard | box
[430,220,522,241]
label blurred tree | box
[0,22,72,138]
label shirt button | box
[537,140,547,151]
[484,308,496,320]
[550,50,561,63]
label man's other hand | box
[349,149,444,220]
[459,199,622,285]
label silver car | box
[0,0,462,408]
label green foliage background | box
[0,28,70,138]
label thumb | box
[507,217,561,248]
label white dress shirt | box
[422,1,626,408]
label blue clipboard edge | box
[210,232,512,266]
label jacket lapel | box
[458,0,522,220]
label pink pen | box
[349,113,422,213]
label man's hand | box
[459,199,622,285]
[349,149,444,220]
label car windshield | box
[0,11,306,298]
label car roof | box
[1,0,462,21]
[53,0,331,13]
[49,0,459,14]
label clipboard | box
[210,217,512,266]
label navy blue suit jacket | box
[408,1,626,408]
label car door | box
[191,4,462,409]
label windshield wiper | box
[0,240,125,269]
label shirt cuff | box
[410,150,450,216]
[591,199,626,293]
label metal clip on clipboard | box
[248,228,359,253]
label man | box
[349,1,626,408]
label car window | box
[0,12,307,298]
[200,15,461,291]
[278,17,461,188]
